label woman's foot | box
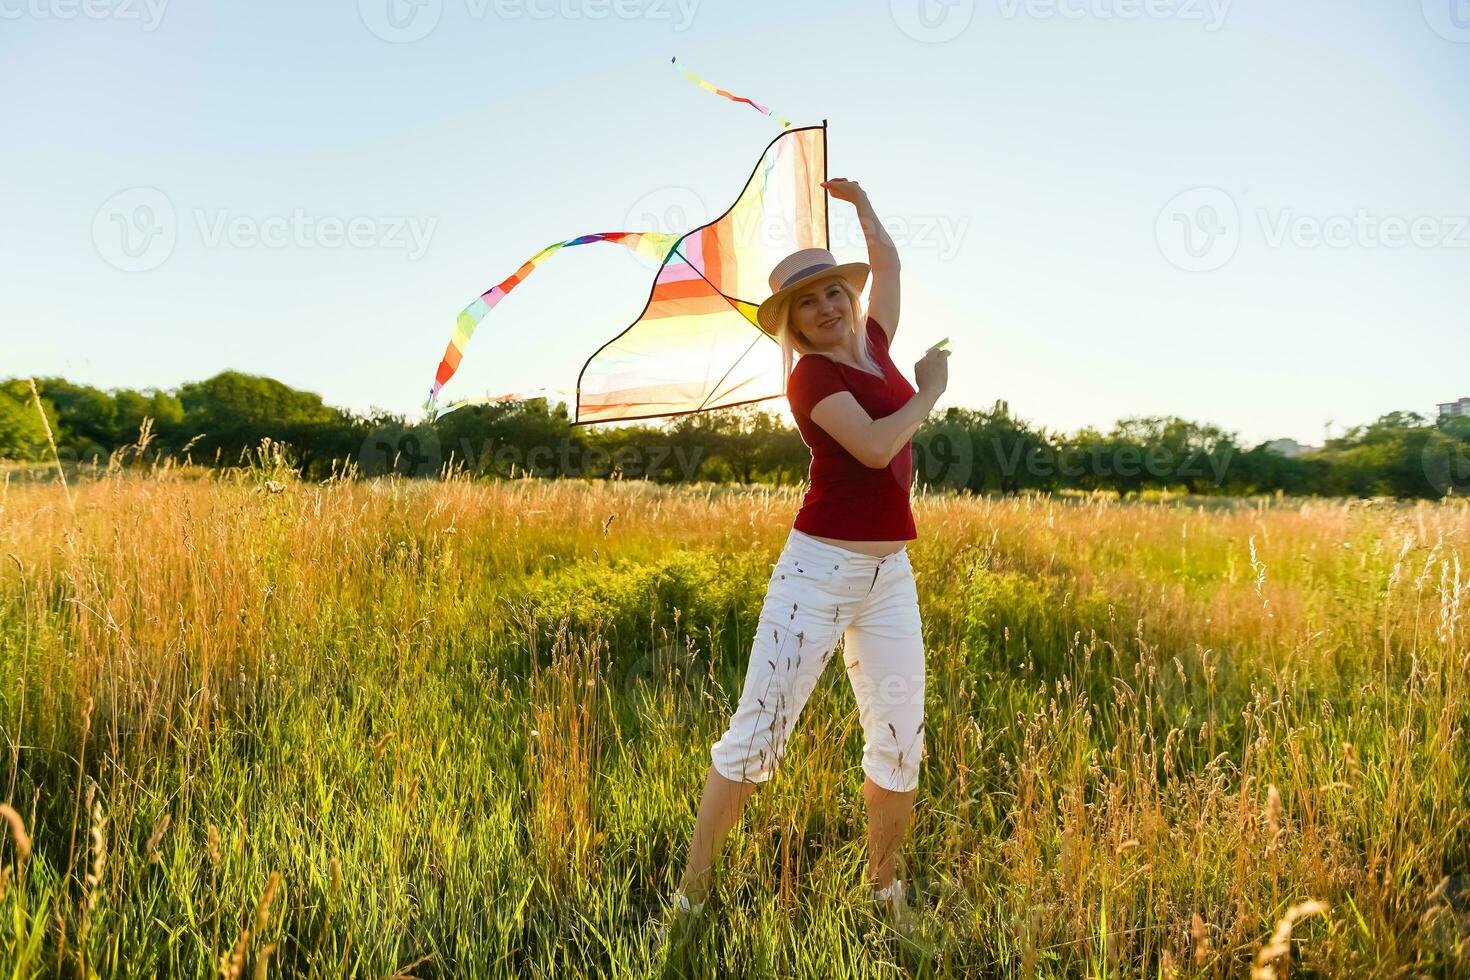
[648,889,704,956]
[673,889,705,918]
[869,876,917,935]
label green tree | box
[32,378,116,460]
[1314,412,1440,499]
[0,384,49,462]
[935,401,1053,494]
[433,397,580,479]
[176,371,345,464]
[1109,417,1239,494]
[114,388,185,445]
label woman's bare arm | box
[808,345,949,468]
[809,388,938,469]
[823,178,900,342]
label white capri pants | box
[710,528,927,793]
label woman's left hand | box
[821,178,867,205]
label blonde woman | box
[670,178,951,931]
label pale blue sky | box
[3,0,1467,445]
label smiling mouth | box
[818,315,841,330]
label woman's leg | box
[677,766,757,904]
[682,618,839,903]
[863,777,917,887]
[680,534,854,907]
[842,552,926,890]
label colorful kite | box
[428,68,826,424]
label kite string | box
[671,56,792,128]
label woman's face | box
[787,277,852,352]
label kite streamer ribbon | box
[672,56,792,128]
[427,231,679,411]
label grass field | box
[1,468,1467,978]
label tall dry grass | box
[0,464,1467,977]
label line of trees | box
[3,373,1468,499]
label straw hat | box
[755,248,870,335]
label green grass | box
[1,474,1467,977]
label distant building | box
[1264,438,1319,458]
[1439,398,1470,421]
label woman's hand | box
[821,178,867,205]
[914,345,950,397]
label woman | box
[671,177,951,930]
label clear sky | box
[3,0,1467,446]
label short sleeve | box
[786,355,848,419]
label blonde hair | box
[775,276,883,387]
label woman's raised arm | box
[823,178,900,343]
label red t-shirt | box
[785,317,918,541]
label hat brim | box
[755,262,871,335]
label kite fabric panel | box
[573,123,828,424]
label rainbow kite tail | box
[427,231,679,415]
[671,57,792,128]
